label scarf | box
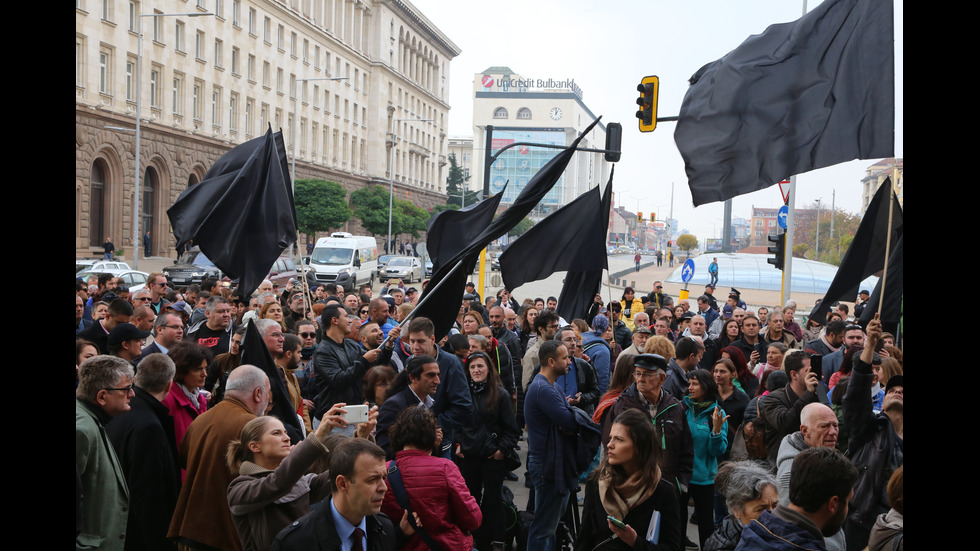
[178,382,205,413]
[598,467,657,523]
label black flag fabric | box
[426,185,506,273]
[809,179,902,324]
[674,0,894,206]
[239,321,304,444]
[557,172,615,322]
[414,117,602,339]
[167,127,297,298]
[857,234,903,330]
[498,168,614,321]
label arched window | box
[493,107,508,119]
[188,173,200,187]
[517,107,531,120]
[89,159,108,247]
[143,166,157,252]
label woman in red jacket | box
[382,407,482,551]
[164,341,213,449]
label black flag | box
[426,185,505,273]
[499,169,614,321]
[809,179,902,324]
[239,321,304,444]
[674,0,894,205]
[414,118,602,339]
[168,127,297,298]
[857,234,903,330]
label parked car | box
[76,269,149,292]
[163,247,223,286]
[425,258,433,277]
[77,260,131,276]
[376,255,396,278]
[381,256,423,283]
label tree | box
[445,153,480,208]
[796,203,861,265]
[507,217,534,237]
[793,243,809,258]
[294,179,352,238]
[349,185,429,239]
[677,233,698,255]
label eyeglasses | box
[359,309,369,315]
[160,324,183,331]
[299,332,316,339]
[633,370,659,379]
[845,324,863,331]
[103,383,134,393]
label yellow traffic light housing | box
[636,75,659,132]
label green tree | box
[445,153,480,208]
[507,217,534,237]
[793,243,809,258]
[294,179,352,238]
[350,185,430,238]
[677,233,698,254]
[796,203,862,265]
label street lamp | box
[386,117,434,255]
[133,10,213,268]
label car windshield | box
[312,247,353,265]
[378,255,394,264]
[388,258,413,267]
[176,250,216,267]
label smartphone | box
[809,354,823,381]
[342,404,370,424]
[607,515,627,529]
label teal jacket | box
[683,396,728,486]
[76,399,130,550]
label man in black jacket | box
[761,349,824,463]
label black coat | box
[271,505,396,551]
[457,383,520,458]
[703,515,742,551]
[575,477,683,551]
[106,386,180,551]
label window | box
[248,8,256,34]
[231,47,240,74]
[312,85,319,108]
[229,93,238,130]
[314,45,320,69]
[277,68,283,94]
[195,31,205,60]
[193,80,203,119]
[101,0,111,20]
[76,36,85,87]
[247,54,255,81]
[493,107,508,119]
[289,73,296,99]
[354,68,359,90]
[263,16,271,43]
[245,98,254,135]
[517,107,532,119]
[262,61,270,88]
[212,87,221,126]
[290,32,297,57]
[277,24,284,50]
[172,74,183,114]
[90,159,108,246]
[149,66,161,108]
[99,47,111,95]
[125,59,135,101]
[152,11,163,42]
[128,1,138,32]
[232,0,240,26]
[303,39,309,63]
[214,0,222,18]
[214,39,223,67]
[260,103,268,131]
[175,20,185,52]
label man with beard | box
[185,296,235,355]
[488,306,519,398]
[841,315,903,551]
[738,447,858,550]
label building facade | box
[76,0,460,257]
[467,66,610,217]
[861,158,903,214]
[749,207,816,247]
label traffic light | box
[604,122,622,162]
[767,232,786,270]
[651,213,656,222]
[638,212,644,223]
[635,75,659,132]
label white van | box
[308,232,378,291]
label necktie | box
[352,526,365,551]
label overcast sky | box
[409,0,904,240]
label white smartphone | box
[342,404,370,424]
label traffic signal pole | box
[782,175,797,307]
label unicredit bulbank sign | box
[481,74,583,97]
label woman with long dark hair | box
[714,319,742,350]
[683,369,729,549]
[575,408,683,551]
[456,352,520,551]
[164,341,213,449]
[720,345,758,397]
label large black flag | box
[239,321,304,444]
[557,172,615,322]
[426,185,505,273]
[414,118,601,339]
[809,179,902,324]
[858,234,903,330]
[499,169,614,321]
[674,0,894,206]
[168,127,297,298]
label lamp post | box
[133,10,213,268]
[386,117,433,255]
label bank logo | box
[481,75,494,88]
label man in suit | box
[375,355,440,458]
[272,438,396,551]
[135,312,185,365]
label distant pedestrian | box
[657,250,663,266]
[709,257,720,286]
[306,240,314,255]
[104,237,116,260]
[143,231,152,258]
[634,252,641,272]
[668,250,674,267]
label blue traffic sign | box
[777,205,789,230]
[682,259,695,283]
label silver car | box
[381,256,423,283]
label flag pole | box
[877,175,895,315]
[377,257,467,349]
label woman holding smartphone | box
[576,409,683,551]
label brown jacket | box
[168,395,255,551]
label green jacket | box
[76,399,130,550]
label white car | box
[381,256,423,283]
[77,269,149,292]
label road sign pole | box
[782,176,797,308]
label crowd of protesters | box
[77,269,902,551]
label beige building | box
[467,66,610,217]
[75,0,459,257]
[861,158,903,214]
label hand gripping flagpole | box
[376,257,467,350]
